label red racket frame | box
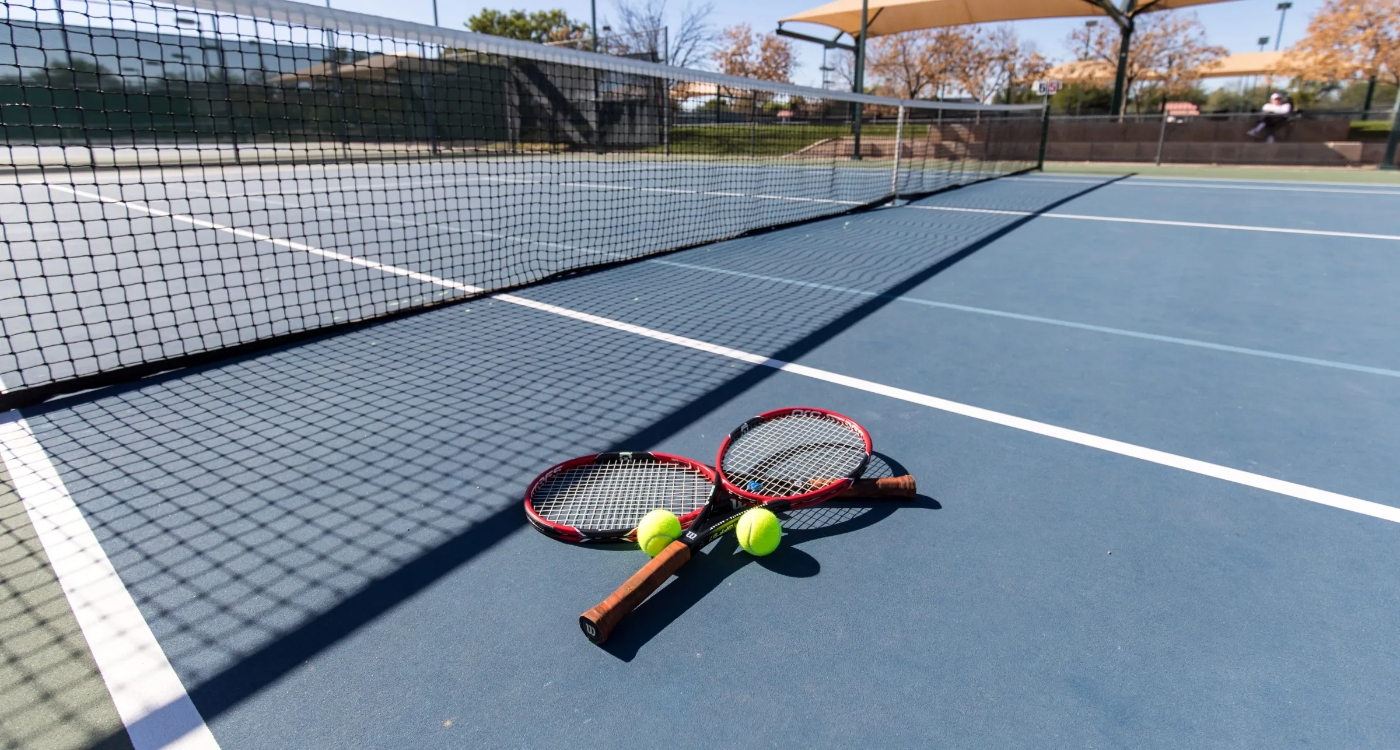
[715,406,873,508]
[523,451,716,543]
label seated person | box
[1248,93,1293,142]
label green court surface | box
[0,464,132,750]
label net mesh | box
[528,455,713,535]
[719,412,868,499]
[0,0,1042,405]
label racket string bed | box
[721,413,868,498]
[531,459,712,531]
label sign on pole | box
[1033,80,1062,97]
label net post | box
[1155,107,1168,166]
[1036,97,1051,171]
[750,94,757,157]
[662,28,671,157]
[890,104,905,198]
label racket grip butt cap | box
[580,540,692,644]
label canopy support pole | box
[1109,15,1133,118]
[1381,94,1400,170]
[851,0,868,161]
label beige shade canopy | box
[1192,50,1287,78]
[781,0,1238,38]
[1044,60,1120,83]
[1044,51,1288,84]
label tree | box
[952,28,1000,103]
[608,0,715,68]
[1074,1,1227,115]
[866,28,979,99]
[980,26,1050,104]
[867,30,938,98]
[1067,11,1223,114]
[466,9,588,44]
[711,24,794,82]
[1280,0,1400,112]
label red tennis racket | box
[579,407,894,644]
[525,451,913,545]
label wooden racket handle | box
[839,475,916,499]
[580,540,693,644]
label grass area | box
[1044,161,1400,185]
[653,123,925,156]
[1349,120,1398,140]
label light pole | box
[1274,2,1291,51]
[431,0,438,26]
[1076,20,1097,116]
[1250,36,1270,109]
[591,0,598,52]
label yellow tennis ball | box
[736,507,782,557]
[637,508,682,557]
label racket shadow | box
[600,455,940,659]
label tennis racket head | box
[524,452,717,543]
[715,407,872,508]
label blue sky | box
[322,0,1327,88]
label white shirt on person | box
[1262,101,1292,115]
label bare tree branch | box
[669,2,716,69]
[608,0,715,67]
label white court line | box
[1015,172,1400,190]
[0,413,221,750]
[1123,180,1400,196]
[163,172,864,211]
[1013,174,1400,194]
[649,259,1400,379]
[45,183,1400,528]
[166,185,1400,380]
[908,204,1400,242]
[1009,175,1400,196]
[21,185,1400,744]
[501,294,1400,525]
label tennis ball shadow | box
[598,496,939,660]
[599,451,939,658]
[753,544,819,577]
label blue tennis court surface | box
[5,172,1400,748]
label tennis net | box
[0,0,1043,408]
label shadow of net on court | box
[2,175,1119,743]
